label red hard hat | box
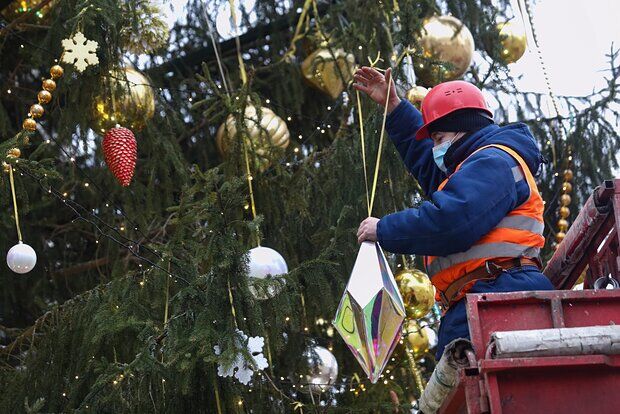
[415,80,492,140]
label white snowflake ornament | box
[214,330,269,385]
[61,32,99,72]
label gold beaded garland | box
[30,104,45,118]
[555,232,566,243]
[50,65,64,79]
[557,219,569,232]
[23,118,37,132]
[562,182,572,193]
[2,162,10,173]
[38,90,52,104]
[42,79,57,92]
[20,64,63,134]
[560,194,571,206]
[556,158,574,243]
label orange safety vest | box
[424,144,545,302]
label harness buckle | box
[485,260,503,276]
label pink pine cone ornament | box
[102,127,137,186]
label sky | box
[508,0,620,97]
[161,0,620,98]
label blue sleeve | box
[386,100,446,195]
[376,148,520,256]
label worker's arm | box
[377,148,520,256]
[386,99,446,195]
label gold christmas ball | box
[404,320,430,359]
[560,194,571,206]
[562,182,573,194]
[301,47,356,99]
[0,0,55,22]
[414,15,475,87]
[50,65,64,79]
[555,232,566,243]
[405,86,430,109]
[563,169,574,181]
[557,219,569,232]
[30,103,45,118]
[7,148,21,159]
[42,79,56,92]
[394,268,435,319]
[22,118,37,132]
[497,21,527,64]
[216,104,290,171]
[38,90,52,104]
[91,66,156,133]
[559,206,570,218]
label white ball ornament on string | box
[296,345,339,395]
[6,242,37,274]
[246,246,288,300]
[423,325,438,350]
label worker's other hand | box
[353,67,401,113]
[357,217,380,244]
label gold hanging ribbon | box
[163,261,171,326]
[356,91,371,215]
[229,0,248,85]
[8,165,23,242]
[357,54,392,217]
[369,72,392,215]
[282,0,314,61]
[242,141,260,247]
[229,0,261,247]
[227,278,239,329]
[213,371,223,414]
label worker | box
[353,67,554,359]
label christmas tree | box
[0,0,618,412]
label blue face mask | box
[432,140,452,172]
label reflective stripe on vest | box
[424,144,545,297]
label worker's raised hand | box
[353,67,401,113]
[357,217,380,244]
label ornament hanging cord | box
[8,165,23,242]
[229,0,260,247]
[206,1,259,246]
[357,56,392,217]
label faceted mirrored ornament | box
[333,242,406,383]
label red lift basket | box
[439,179,620,414]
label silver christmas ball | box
[6,242,37,274]
[296,345,339,395]
[247,246,288,300]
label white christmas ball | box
[424,325,439,350]
[296,345,339,395]
[6,242,37,274]
[247,246,288,300]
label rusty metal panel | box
[440,290,620,414]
